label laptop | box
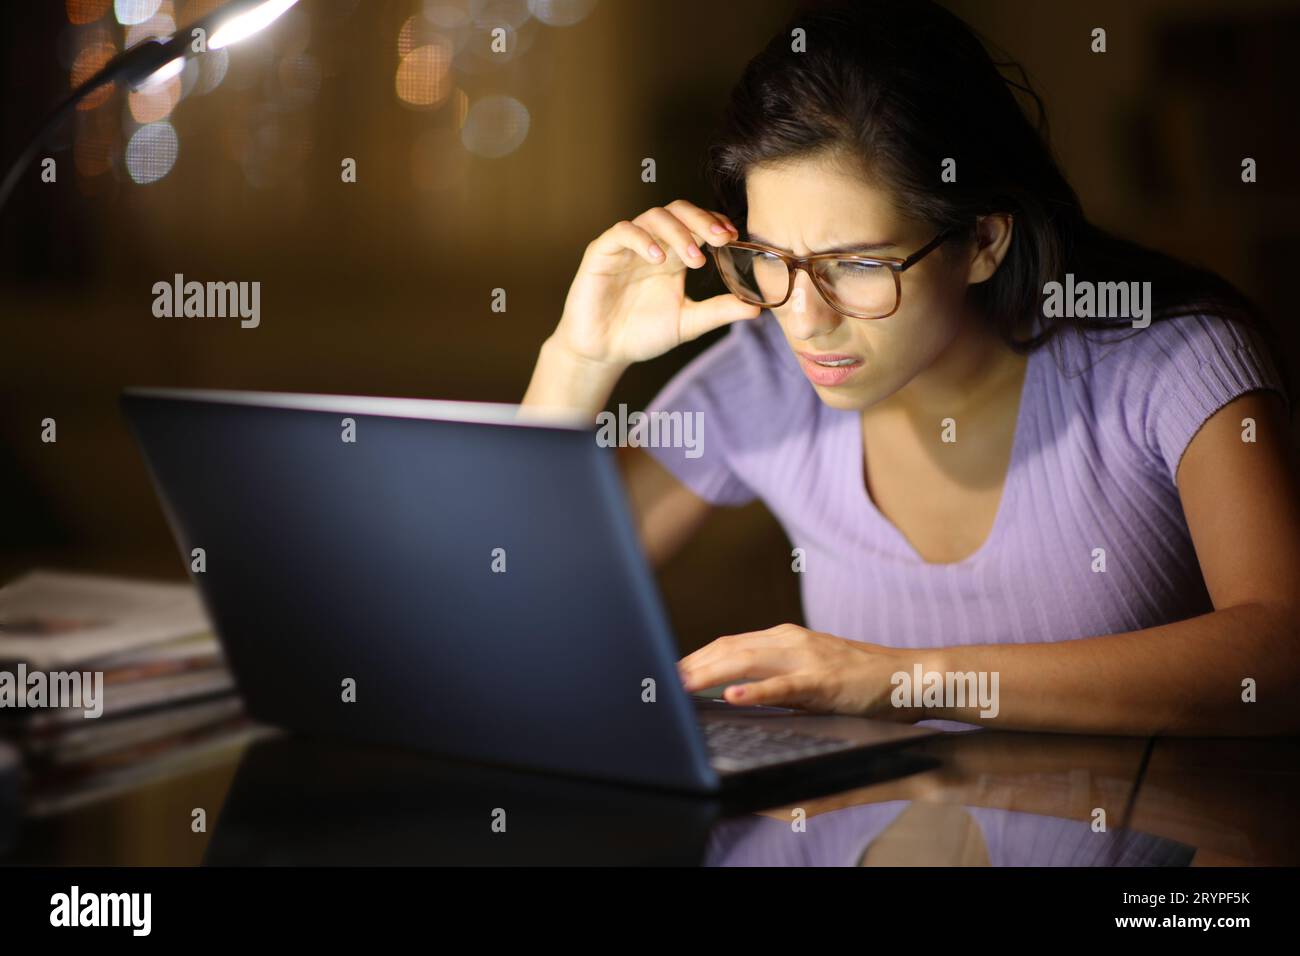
[121,387,935,794]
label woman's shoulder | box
[1049,311,1284,397]
[1044,312,1288,480]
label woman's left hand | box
[677,623,909,718]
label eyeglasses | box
[709,228,957,319]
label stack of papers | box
[0,570,261,817]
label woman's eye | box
[836,260,881,275]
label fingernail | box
[649,243,664,259]
[731,686,746,699]
[687,244,702,260]
[710,223,727,235]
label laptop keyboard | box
[702,721,856,773]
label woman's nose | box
[781,270,841,340]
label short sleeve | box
[1117,314,1289,482]
[641,312,805,507]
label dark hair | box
[703,0,1286,385]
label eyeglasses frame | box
[709,227,959,319]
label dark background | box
[3,0,1298,652]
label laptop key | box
[702,722,856,772]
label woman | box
[522,0,1300,734]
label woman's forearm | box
[911,603,1300,735]
[521,335,628,416]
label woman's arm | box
[617,446,713,568]
[521,199,758,567]
[914,603,1298,735]
[521,334,626,415]
[927,388,1300,734]
[679,391,1300,734]
[521,337,712,567]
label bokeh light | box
[460,94,529,158]
[396,39,454,109]
[71,39,119,110]
[528,0,597,27]
[128,73,182,123]
[453,19,538,72]
[124,8,176,47]
[399,14,450,58]
[423,0,472,30]
[452,87,469,127]
[470,0,531,31]
[191,46,230,95]
[125,121,179,183]
[74,113,117,177]
[114,0,162,26]
[67,0,112,25]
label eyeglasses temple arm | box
[897,228,957,271]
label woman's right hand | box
[549,199,764,369]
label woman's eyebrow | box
[745,234,898,254]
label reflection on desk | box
[5,729,1298,865]
[706,801,1193,866]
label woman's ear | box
[967,213,1014,285]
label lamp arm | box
[0,0,291,220]
[0,35,186,218]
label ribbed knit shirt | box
[644,310,1287,648]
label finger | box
[677,633,751,672]
[633,206,709,270]
[678,292,763,342]
[587,219,668,266]
[664,199,739,246]
[725,674,817,709]
[679,647,796,694]
[677,626,801,672]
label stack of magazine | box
[0,570,262,816]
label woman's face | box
[743,156,980,411]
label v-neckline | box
[845,348,1036,568]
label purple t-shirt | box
[644,311,1287,648]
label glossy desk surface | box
[7,728,1298,866]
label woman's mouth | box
[796,351,865,387]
